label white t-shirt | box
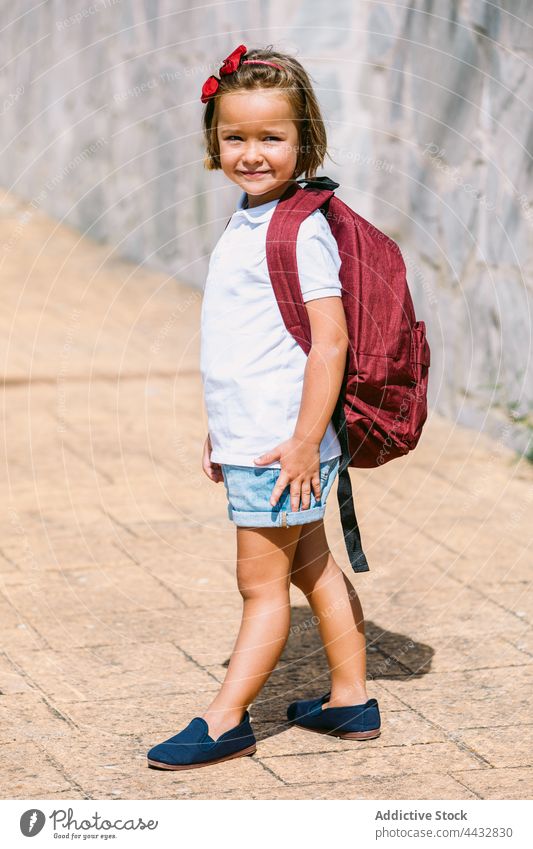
[200,189,343,468]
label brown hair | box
[202,45,330,179]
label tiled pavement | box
[1,190,532,800]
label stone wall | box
[1,0,531,455]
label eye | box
[223,135,281,142]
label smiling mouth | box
[239,171,271,176]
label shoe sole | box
[146,743,257,770]
[292,722,381,740]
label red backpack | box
[265,176,431,574]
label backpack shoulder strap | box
[266,182,336,356]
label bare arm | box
[293,296,348,447]
[254,295,348,511]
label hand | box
[202,433,223,483]
[254,436,321,510]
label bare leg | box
[201,523,302,739]
[290,518,369,707]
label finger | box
[270,472,289,507]
[300,482,312,511]
[255,446,281,466]
[311,473,321,502]
[206,462,223,482]
[290,482,302,512]
[254,450,273,465]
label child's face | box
[216,90,300,207]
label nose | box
[241,141,264,167]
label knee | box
[290,550,337,593]
[237,565,290,603]
[238,582,266,602]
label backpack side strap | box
[332,392,370,572]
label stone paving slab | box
[262,742,486,784]
[450,769,533,801]
[0,191,532,800]
[390,667,533,731]
[3,742,76,798]
[452,726,533,769]
[189,772,480,800]
[0,691,76,746]
[5,643,214,703]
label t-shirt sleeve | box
[296,210,343,303]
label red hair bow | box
[201,44,247,104]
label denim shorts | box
[220,456,341,528]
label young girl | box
[147,44,380,771]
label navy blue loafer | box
[287,691,332,723]
[287,693,381,740]
[147,711,256,770]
